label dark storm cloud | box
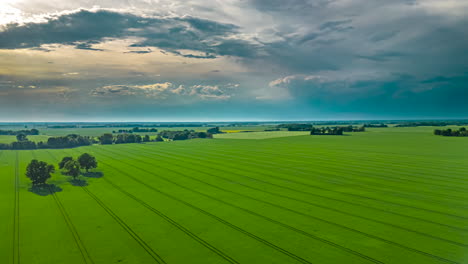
[0,9,258,58]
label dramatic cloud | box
[0,9,259,58]
[91,82,236,100]
[0,1,467,120]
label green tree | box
[16,133,28,142]
[26,160,55,186]
[99,133,114,145]
[143,135,150,142]
[77,153,97,172]
[64,160,81,180]
[59,156,74,169]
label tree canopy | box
[26,160,55,186]
[78,153,98,172]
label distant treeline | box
[277,124,313,131]
[434,128,468,137]
[311,127,344,135]
[396,121,468,127]
[98,130,212,144]
[277,124,365,133]
[310,126,365,135]
[158,130,212,140]
[113,127,158,133]
[0,134,94,150]
[363,123,388,128]
[0,129,39,135]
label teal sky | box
[0,1,467,121]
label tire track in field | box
[49,188,95,264]
[82,186,167,264]
[95,150,382,264]
[205,140,468,182]
[44,151,166,264]
[101,177,240,264]
[12,151,20,264]
[30,151,94,264]
[127,145,468,231]
[115,147,468,248]
[157,141,468,194]
[129,145,468,220]
[143,144,468,206]
[91,159,314,264]
[96,148,462,264]
[245,142,468,179]
[197,143,468,190]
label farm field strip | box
[184,137,468,176]
[52,149,305,264]
[44,151,170,264]
[30,151,94,264]
[108,144,468,236]
[90,147,463,264]
[111,144,468,231]
[0,151,14,264]
[16,151,85,264]
[98,145,468,247]
[200,142,468,186]
[125,144,468,221]
[144,142,468,194]
[124,144,468,234]
[130,144,468,210]
[82,186,167,264]
[44,150,240,264]
[77,149,383,264]
[13,152,20,264]
[76,150,329,264]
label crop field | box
[1,127,467,264]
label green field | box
[1,127,468,263]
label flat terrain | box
[1,127,467,264]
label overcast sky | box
[0,0,467,121]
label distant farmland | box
[1,127,467,264]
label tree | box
[207,127,221,134]
[99,133,114,145]
[78,153,97,172]
[64,160,81,180]
[26,160,55,186]
[16,133,28,142]
[155,135,164,142]
[143,135,150,142]
[59,157,74,169]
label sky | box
[0,0,467,121]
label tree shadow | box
[29,184,63,196]
[70,179,88,187]
[82,171,104,178]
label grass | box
[0,126,467,263]
[0,135,50,144]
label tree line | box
[434,127,468,137]
[311,125,365,135]
[396,121,468,127]
[0,134,94,150]
[112,127,158,133]
[0,128,39,135]
[26,153,98,187]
